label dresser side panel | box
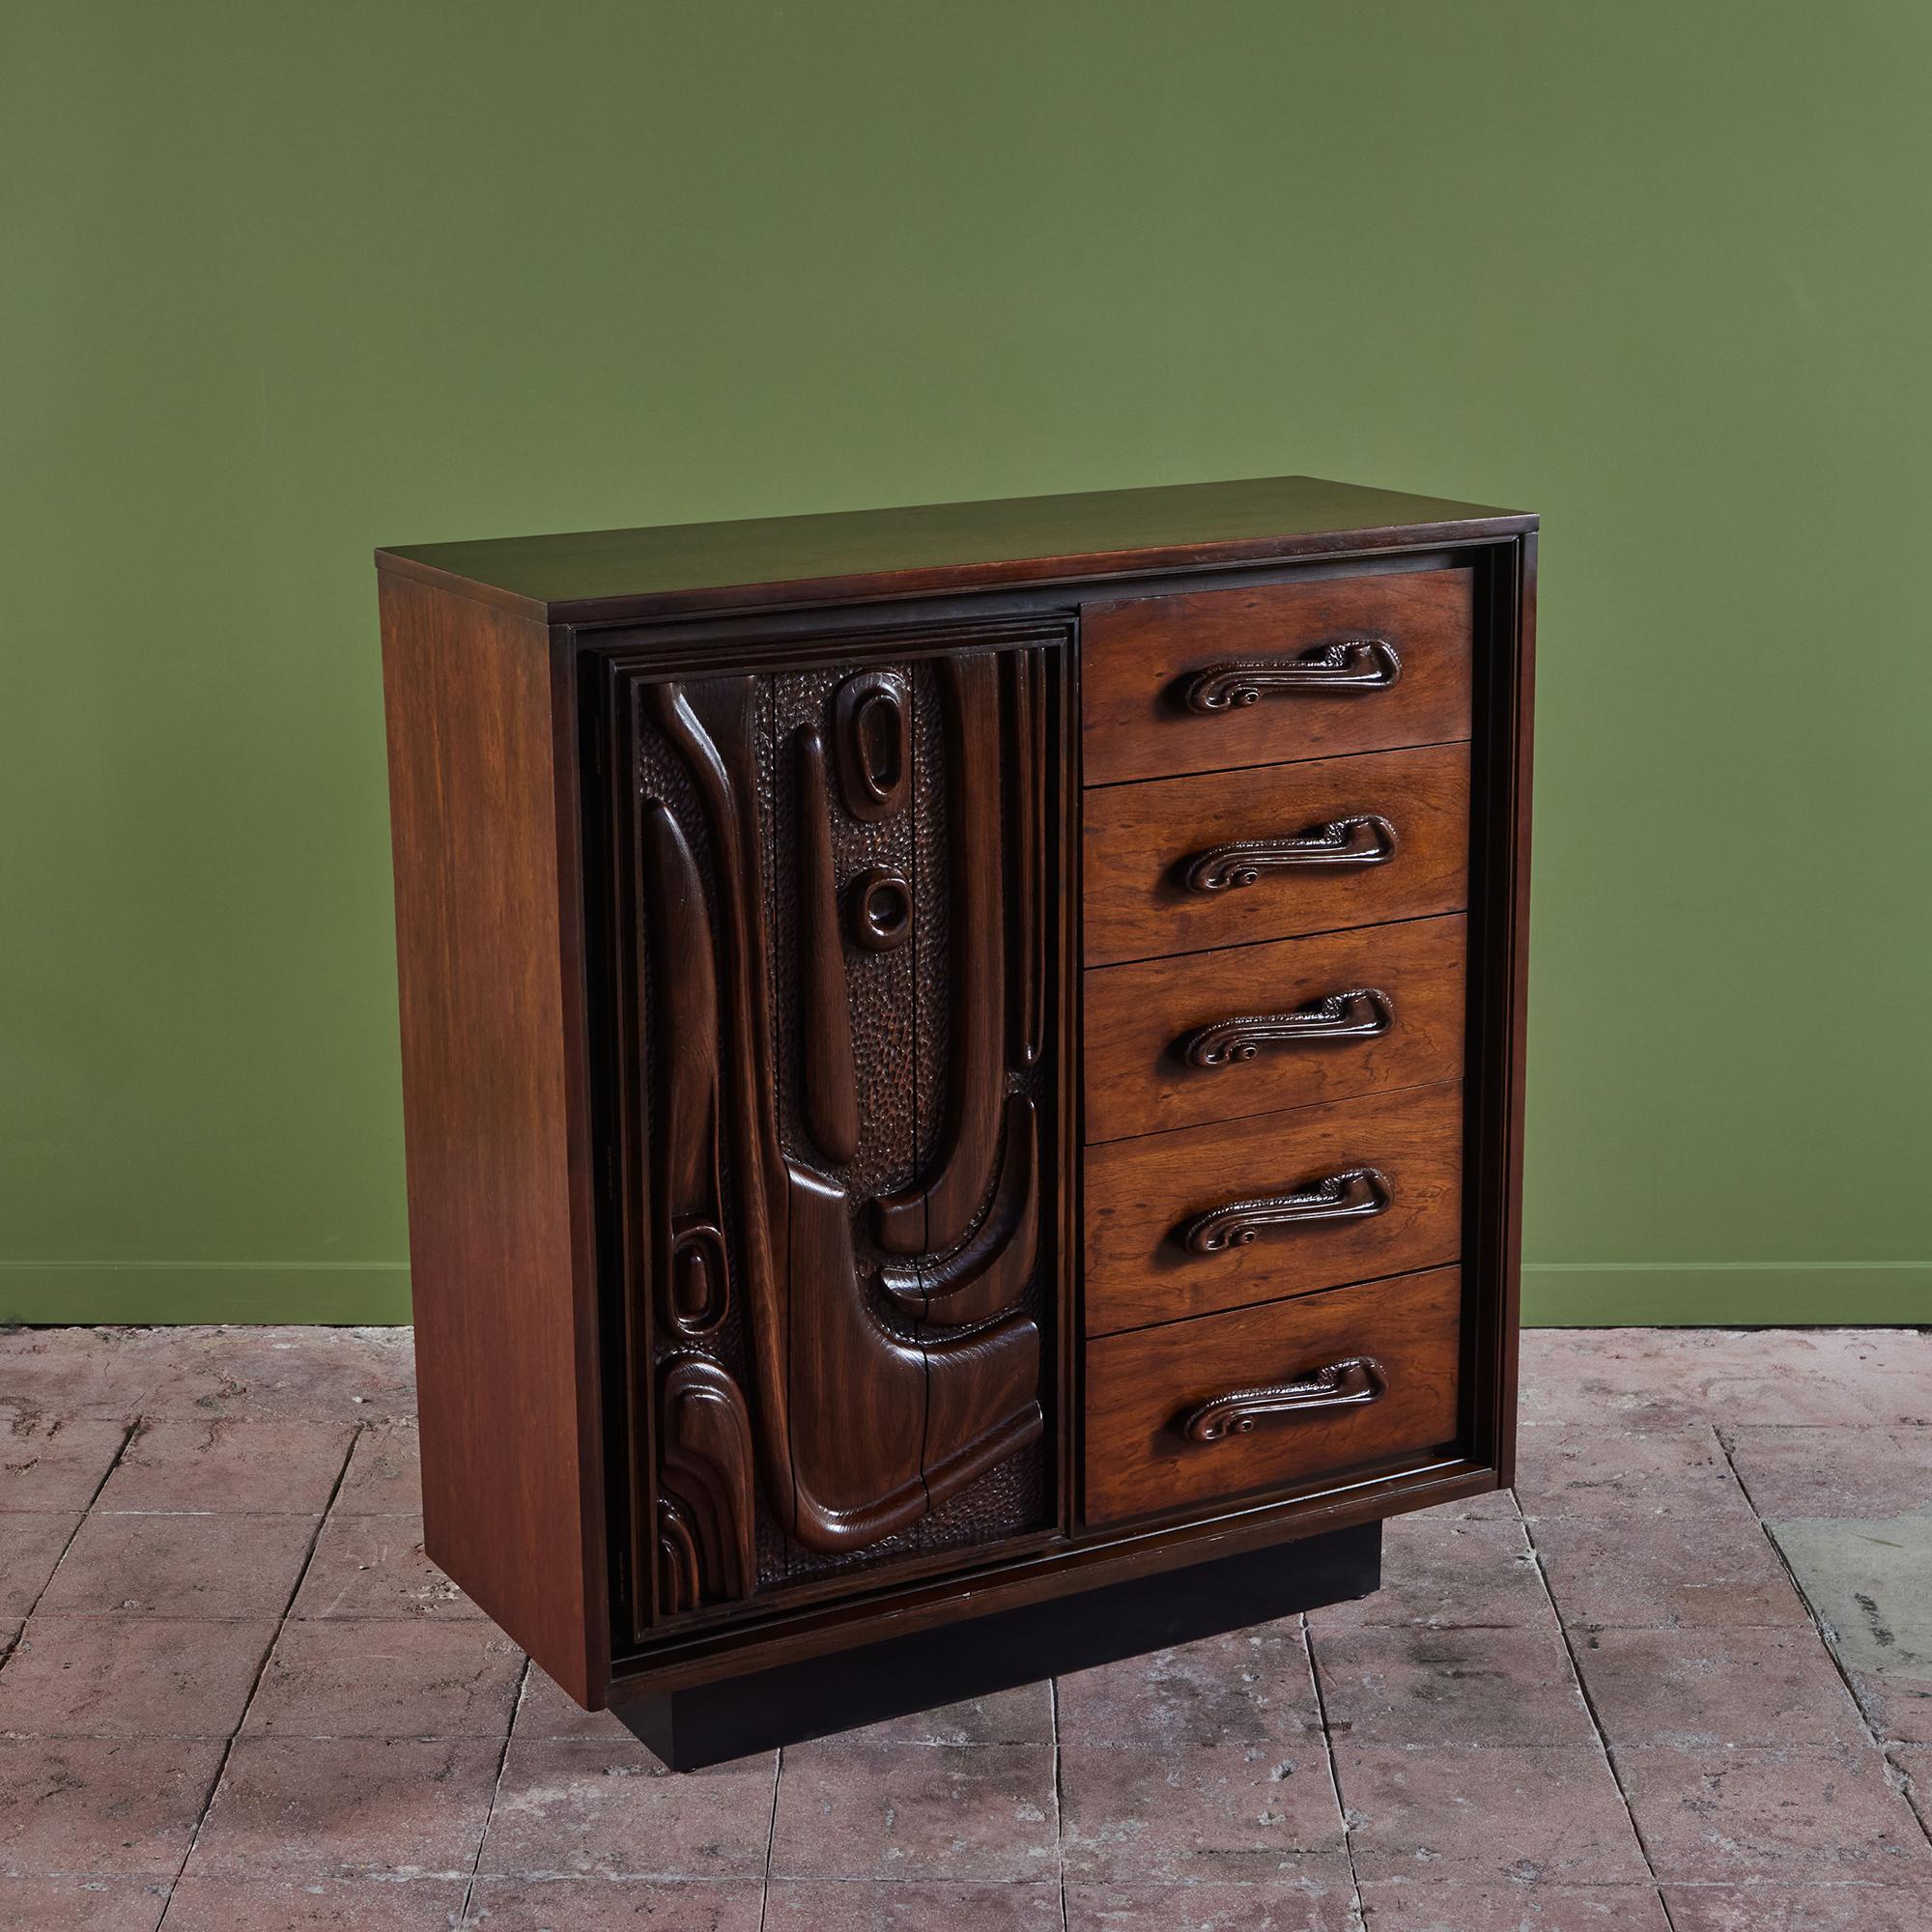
[379,570,607,1704]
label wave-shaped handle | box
[1179,1166,1391,1254]
[1184,641,1401,713]
[1179,1356,1386,1442]
[1179,989,1394,1068]
[1183,815,1398,894]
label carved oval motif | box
[669,1222,728,1335]
[847,864,914,952]
[834,670,911,821]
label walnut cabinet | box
[376,475,1535,1766]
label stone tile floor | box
[1,1323,1928,1929]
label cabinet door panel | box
[604,636,1069,1636]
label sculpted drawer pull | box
[1179,988,1395,1068]
[1179,1166,1391,1254]
[1185,641,1402,712]
[1179,1356,1386,1442]
[1183,815,1398,894]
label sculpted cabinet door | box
[599,633,1070,1637]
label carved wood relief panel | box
[605,632,1068,1636]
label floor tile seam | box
[11,1611,333,1625]
[1,1739,529,1754]
[1356,1875,1785,1889]
[157,1419,361,1917]
[1605,1740,1917,1761]
[1514,1497,1784,1524]
[1301,1618,1367,1929]
[1048,1671,1067,1932]
[1539,1616,1821,1634]
[1,1505,126,1517]
[218,1739,529,1754]
[1052,1731,1338,1753]
[459,1655,531,1927]
[119,1408,415,1424]
[281,1613,493,1623]
[1517,1507,1675,1927]
[85,1508,332,1520]
[467,1874,768,1886]
[769,1876,1061,1887]
[1656,1877,1932,1889]
[753,1742,782,1931]
[11,1419,139,1631]
[469,1865,775,1885]
[0,1863,187,1885]
[1323,1741,1742,1756]
[1519,1416,1900,1436]
[1712,1427,1892,1760]
[1881,1744,1932,1851]
[1317,1615,1566,1633]
[757,1737,1063,1754]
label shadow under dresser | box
[375,473,1536,1767]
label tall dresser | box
[376,475,1535,1767]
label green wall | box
[6,3,1930,1327]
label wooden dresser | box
[376,475,1535,1767]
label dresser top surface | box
[375,473,1535,627]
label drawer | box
[1083,1264,1463,1526]
[1084,914,1465,1145]
[1082,567,1473,786]
[1084,1081,1462,1335]
[1083,743,1470,967]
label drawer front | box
[1083,743,1470,967]
[1084,1081,1462,1335]
[1083,1265,1463,1526]
[1083,913,1465,1145]
[1082,567,1474,787]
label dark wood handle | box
[1179,1356,1386,1442]
[1179,988,1394,1068]
[1183,814,1398,894]
[1185,641,1401,713]
[1179,1166,1391,1254]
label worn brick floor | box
[2,1324,1929,1929]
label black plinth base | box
[614,1520,1381,1770]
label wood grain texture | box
[782,1164,932,1549]
[1083,1080,1463,1335]
[378,569,606,1706]
[375,474,1535,625]
[659,1355,757,1606]
[791,724,861,1165]
[652,679,800,1536]
[1083,914,1466,1144]
[873,653,1007,1255]
[1083,1265,1463,1526]
[1081,566,1474,787]
[879,1094,1039,1327]
[1004,649,1045,1067]
[1082,742,1471,967]
[639,799,727,1337]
